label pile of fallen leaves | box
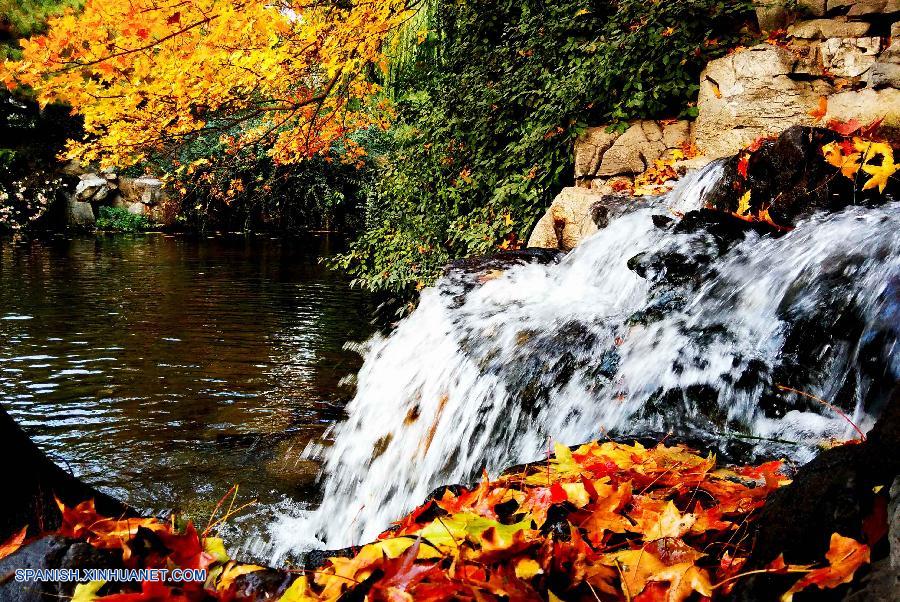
[0,440,874,601]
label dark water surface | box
[0,234,374,551]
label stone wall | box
[697,1,900,157]
[574,120,694,190]
[531,2,899,250]
[67,170,176,229]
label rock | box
[826,87,900,127]
[574,127,620,181]
[787,18,871,38]
[119,176,164,206]
[442,248,564,299]
[754,0,826,31]
[868,41,900,88]
[526,187,604,250]
[731,387,900,601]
[73,174,107,202]
[820,36,882,77]
[893,20,900,37]
[574,120,691,184]
[893,476,900,568]
[695,45,834,159]
[0,536,122,602]
[703,125,893,227]
[66,198,95,228]
[596,121,691,177]
[846,0,900,16]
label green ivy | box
[334,0,753,297]
[96,206,156,233]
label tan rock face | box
[526,187,603,251]
[821,37,882,78]
[694,45,834,159]
[574,120,691,183]
[787,19,871,39]
[826,87,900,126]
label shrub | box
[334,0,754,297]
[96,206,156,232]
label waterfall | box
[265,164,900,558]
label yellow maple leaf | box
[736,190,751,216]
[861,157,896,192]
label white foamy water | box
[262,166,900,559]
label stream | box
[0,233,375,559]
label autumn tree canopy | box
[1,0,412,168]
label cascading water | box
[264,163,900,559]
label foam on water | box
[262,165,900,559]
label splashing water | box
[267,164,900,558]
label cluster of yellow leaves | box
[629,143,698,197]
[1,0,412,168]
[822,138,898,193]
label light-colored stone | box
[846,0,900,16]
[788,18,870,39]
[526,187,602,251]
[597,121,691,177]
[825,87,900,126]
[868,41,900,88]
[821,37,882,78]
[574,127,620,180]
[575,120,691,181]
[119,176,165,206]
[74,174,108,202]
[66,198,95,228]
[695,45,834,159]
[892,21,900,37]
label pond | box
[0,233,376,558]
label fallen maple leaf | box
[809,97,827,123]
[827,118,862,137]
[781,534,870,601]
[0,526,27,561]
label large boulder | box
[825,87,900,127]
[695,45,834,159]
[66,198,95,229]
[574,120,691,185]
[703,125,896,227]
[526,187,604,250]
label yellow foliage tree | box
[1,0,412,168]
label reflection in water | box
[0,234,374,558]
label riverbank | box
[1,389,896,601]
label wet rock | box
[231,568,298,600]
[445,248,563,278]
[703,125,893,228]
[0,536,122,602]
[731,387,900,601]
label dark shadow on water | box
[0,233,376,550]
